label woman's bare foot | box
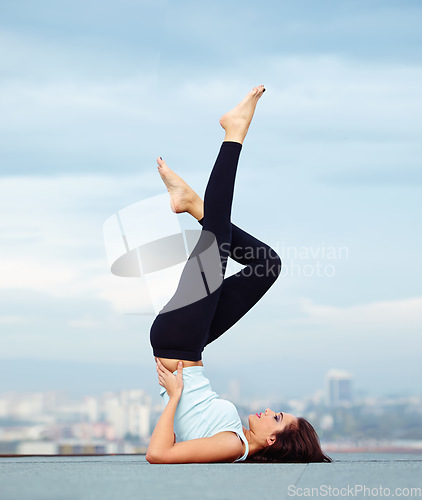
[156,158,204,220]
[219,84,266,144]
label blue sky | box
[0,0,421,401]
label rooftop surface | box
[1,453,421,500]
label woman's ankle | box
[224,132,245,144]
[189,195,204,221]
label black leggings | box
[150,141,282,361]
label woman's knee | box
[249,249,281,281]
[267,250,282,281]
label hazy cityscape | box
[1,369,422,456]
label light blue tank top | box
[160,365,249,462]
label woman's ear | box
[266,435,276,446]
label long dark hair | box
[245,417,332,463]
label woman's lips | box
[256,413,261,418]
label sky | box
[0,0,421,402]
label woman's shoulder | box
[199,431,246,462]
[215,431,246,459]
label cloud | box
[1,0,421,180]
[0,174,164,308]
[315,166,422,187]
[0,287,151,363]
[160,0,422,66]
[68,314,105,329]
[0,257,77,293]
[0,2,164,79]
[1,0,420,389]
[2,51,421,179]
[0,316,24,324]
[292,295,422,333]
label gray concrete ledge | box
[0,454,421,500]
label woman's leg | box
[151,157,281,353]
[200,220,282,346]
[150,142,241,361]
[150,85,266,361]
[158,140,241,311]
[190,195,281,344]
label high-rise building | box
[325,369,353,407]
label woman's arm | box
[146,360,183,460]
[146,391,243,464]
[146,360,244,464]
[147,429,244,464]
[146,394,181,461]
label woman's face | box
[248,408,298,445]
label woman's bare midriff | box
[155,357,203,373]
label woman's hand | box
[156,359,184,399]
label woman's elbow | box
[146,452,160,464]
[146,451,169,464]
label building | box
[325,369,353,407]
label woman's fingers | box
[156,359,184,395]
[156,359,170,373]
[177,362,183,380]
[156,362,166,374]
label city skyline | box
[1,359,420,403]
[2,369,422,457]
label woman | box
[146,85,331,464]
